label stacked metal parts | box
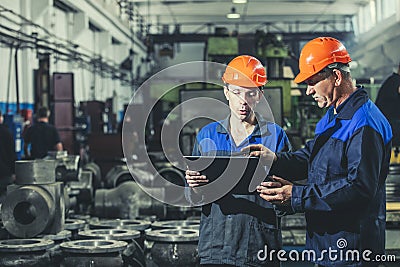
[387,165,400,202]
[0,153,200,266]
[0,159,64,266]
[386,164,400,264]
[281,213,307,250]
[144,219,200,266]
[2,160,65,238]
[91,161,200,266]
[2,153,400,266]
[386,210,400,264]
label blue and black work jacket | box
[271,88,392,266]
[186,114,291,267]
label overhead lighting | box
[226,7,240,19]
[232,0,247,4]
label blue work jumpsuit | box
[187,115,291,267]
[271,88,392,266]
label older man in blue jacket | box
[249,37,392,266]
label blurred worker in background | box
[0,109,16,201]
[23,107,63,159]
[375,62,400,147]
[185,55,291,267]
[249,37,392,266]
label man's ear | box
[333,69,342,86]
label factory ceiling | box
[130,0,370,34]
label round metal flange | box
[0,239,54,252]
[65,219,86,231]
[37,230,72,241]
[78,229,141,241]
[145,229,199,242]
[60,239,127,254]
[151,220,200,230]
[90,219,151,231]
[1,186,55,238]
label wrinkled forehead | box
[226,84,260,91]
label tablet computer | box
[184,155,268,195]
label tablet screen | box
[184,156,267,195]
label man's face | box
[224,84,261,121]
[304,69,334,108]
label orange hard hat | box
[294,37,352,84]
[222,55,267,87]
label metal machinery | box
[89,218,151,250]
[386,164,400,264]
[38,230,73,266]
[44,150,94,215]
[207,34,238,64]
[60,239,128,267]
[256,32,291,126]
[146,228,199,267]
[280,213,311,266]
[94,157,191,221]
[0,153,203,266]
[86,218,200,266]
[1,160,65,238]
[45,151,80,182]
[0,239,55,266]
[78,229,144,267]
[94,181,164,219]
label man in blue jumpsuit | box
[185,55,291,267]
[251,37,392,266]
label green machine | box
[256,33,292,122]
[149,35,239,104]
[208,37,239,58]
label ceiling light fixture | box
[232,0,247,4]
[226,7,240,19]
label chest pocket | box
[310,138,347,184]
[326,138,347,177]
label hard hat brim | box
[222,72,266,87]
[294,72,311,84]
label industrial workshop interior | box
[0,0,399,266]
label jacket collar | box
[317,86,368,134]
[216,112,270,137]
[330,85,368,120]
